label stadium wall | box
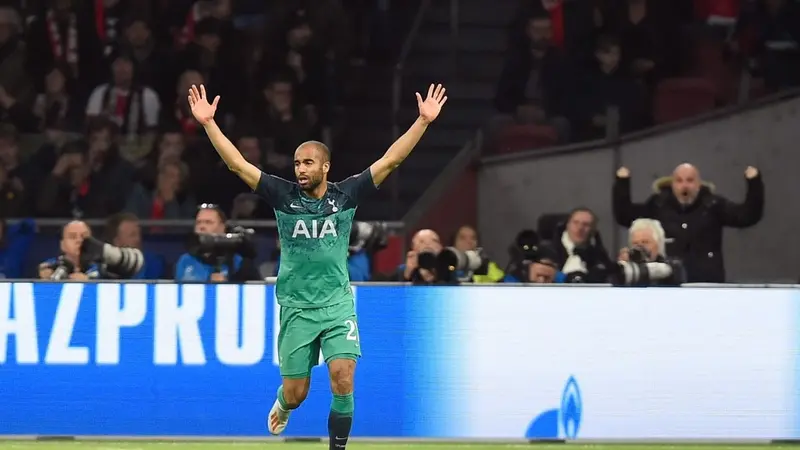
[478,93,800,283]
[0,282,797,440]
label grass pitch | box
[0,443,796,450]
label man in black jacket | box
[612,163,764,283]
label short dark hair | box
[104,212,139,242]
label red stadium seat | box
[653,78,717,124]
[493,124,559,154]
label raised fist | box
[745,166,759,179]
[616,166,630,178]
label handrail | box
[390,0,434,219]
[480,85,800,167]
[5,218,406,230]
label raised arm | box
[188,84,261,190]
[370,83,448,186]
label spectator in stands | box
[85,117,135,207]
[613,163,764,282]
[5,62,85,133]
[87,0,133,59]
[604,0,675,88]
[119,15,168,97]
[37,140,110,217]
[0,218,35,279]
[136,129,187,187]
[554,207,612,282]
[510,0,599,65]
[206,128,274,217]
[173,17,243,117]
[104,212,167,279]
[575,34,650,139]
[25,0,101,91]
[494,12,573,142]
[451,225,505,283]
[165,69,207,137]
[394,229,442,283]
[735,0,800,91]
[618,218,686,286]
[0,6,34,122]
[125,159,196,220]
[253,74,315,165]
[85,51,162,138]
[0,125,40,212]
[38,219,99,279]
[174,204,260,282]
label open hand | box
[416,83,447,124]
[188,84,220,126]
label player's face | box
[294,146,329,191]
[61,221,90,259]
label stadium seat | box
[537,213,570,241]
[653,78,717,124]
[493,124,559,154]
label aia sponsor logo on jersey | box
[291,219,338,239]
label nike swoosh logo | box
[290,203,301,209]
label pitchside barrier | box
[0,281,797,441]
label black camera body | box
[189,226,257,263]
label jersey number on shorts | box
[345,319,359,342]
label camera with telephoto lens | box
[627,245,651,264]
[349,222,388,255]
[189,226,257,260]
[49,255,76,280]
[417,247,489,284]
[504,229,542,282]
[80,236,144,279]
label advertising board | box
[0,283,795,439]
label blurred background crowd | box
[0,0,795,284]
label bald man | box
[39,220,100,280]
[613,163,764,282]
[398,229,443,282]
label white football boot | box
[267,398,291,435]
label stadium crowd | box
[0,0,793,284]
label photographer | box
[174,204,260,282]
[503,237,567,283]
[452,225,505,283]
[615,218,686,287]
[395,229,441,283]
[104,212,167,279]
[348,221,388,281]
[39,220,100,280]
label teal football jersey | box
[255,169,377,308]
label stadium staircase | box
[337,0,516,221]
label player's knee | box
[328,359,355,395]
[282,379,311,406]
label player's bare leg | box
[268,377,310,435]
[328,358,356,449]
